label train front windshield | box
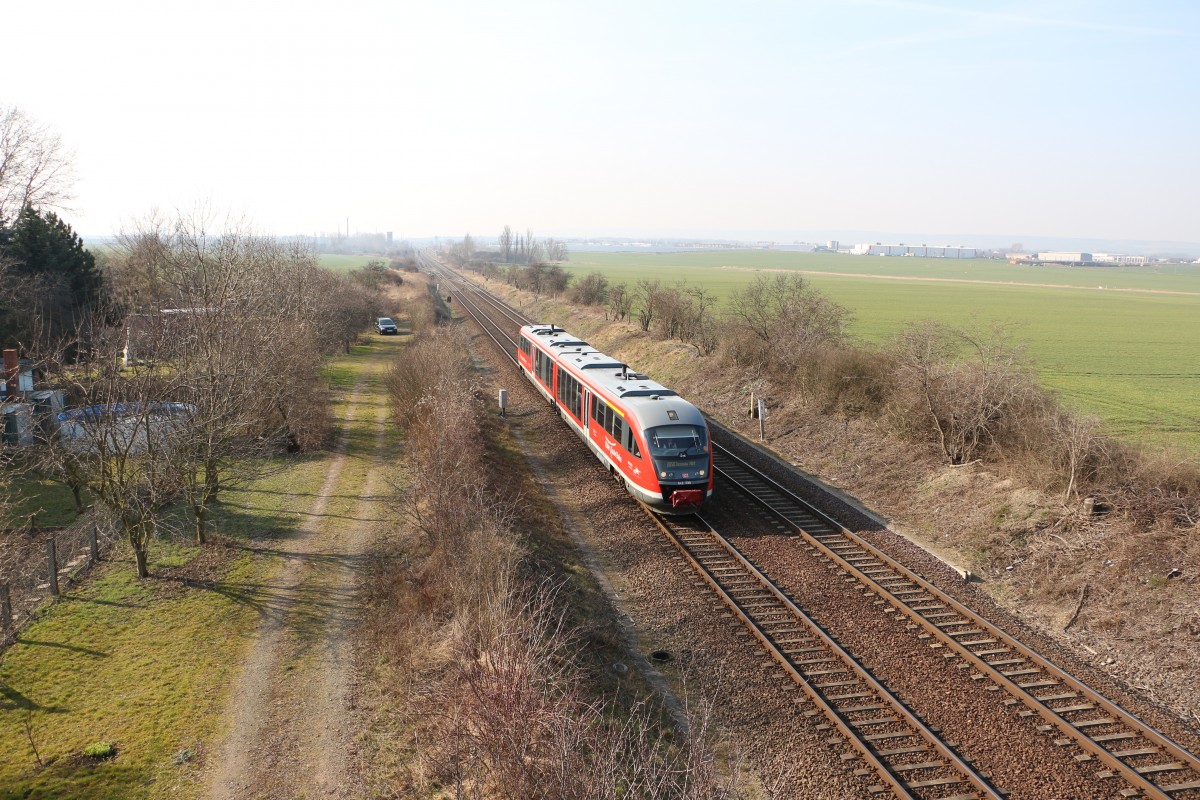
[646,424,709,481]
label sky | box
[4,0,1198,246]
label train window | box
[557,371,583,420]
[535,348,554,387]
[624,426,641,458]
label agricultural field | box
[560,251,1200,450]
[316,253,381,272]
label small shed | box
[1,402,36,446]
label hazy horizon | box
[8,1,1198,245]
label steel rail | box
[640,504,1001,800]
[712,442,1200,799]
[419,253,531,330]
[420,255,524,361]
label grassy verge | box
[0,340,387,800]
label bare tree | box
[607,282,632,321]
[724,273,849,372]
[105,215,369,542]
[889,321,1042,465]
[40,333,188,577]
[0,105,74,222]
[543,238,568,262]
[682,285,719,356]
[634,279,664,332]
[499,225,514,263]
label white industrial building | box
[1036,251,1093,264]
[1093,253,1149,265]
[850,243,976,258]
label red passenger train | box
[517,324,713,512]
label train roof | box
[521,323,688,408]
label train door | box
[582,390,590,430]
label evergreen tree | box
[0,205,104,347]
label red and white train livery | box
[517,323,713,512]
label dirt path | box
[207,344,393,800]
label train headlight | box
[698,470,706,477]
[660,471,668,478]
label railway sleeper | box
[1160,779,1200,791]
[1111,747,1161,758]
[904,776,967,789]
[862,730,922,742]
[1135,761,1187,775]
[873,745,930,758]
[893,760,945,773]
[1072,717,1117,728]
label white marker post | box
[758,398,767,441]
[498,389,508,418]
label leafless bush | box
[570,271,610,306]
[420,586,744,800]
[608,282,633,321]
[885,321,1046,465]
[1112,449,1200,527]
[800,344,896,415]
[374,325,744,799]
[720,274,849,374]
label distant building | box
[1093,252,1149,265]
[850,243,976,258]
[1036,251,1093,264]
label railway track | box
[417,254,1200,798]
[645,509,1001,800]
[713,444,1200,799]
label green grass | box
[317,254,381,272]
[562,251,1200,450]
[0,337,393,799]
[0,541,270,799]
[7,479,88,528]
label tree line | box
[1,105,386,577]
[447,227,568,269]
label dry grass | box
[361,319,745,799]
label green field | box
[317,253,380,272]
[561,251,1200,449]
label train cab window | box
[647,424,708,455]
[646,424,708,479]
